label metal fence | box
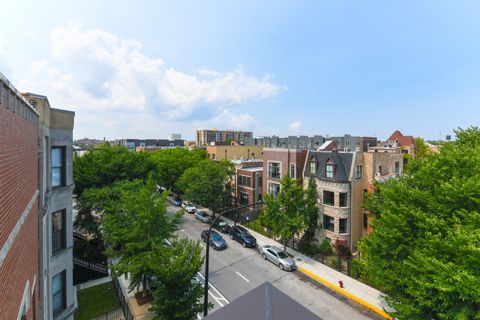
[112,277,134,320]
[93,307,125,320]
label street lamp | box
[203,200,262,317]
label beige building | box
[304,147,403,251]
[196,129,253,146]
[207,144,264,161]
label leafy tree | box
[303,176,319,242]
[73,145,155,196]
[177,159,234,213]
[149,238,209,320]
[319,239,332,263]
[102,179,181,297]
[357,127,480,319]
[150,148,207,194]
[414,137,431,160]
[262,175,305,251]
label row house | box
[386,130,416,165]
[263,148,308,197]
[303,147,403,251]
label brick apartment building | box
[0,73,76,319]
[196,129,253,146]
[233,161,263,207]
[207,144,264,161]
[0,74,40,319]
[262,148,308,197]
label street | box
[169,205,382,320]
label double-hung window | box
[52,271,66,315]
[52,210,66,254]
[325,164,334,178]
[52,147,66,187]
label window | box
[309,160,317,175]
[394,161,400,174]
[237,175,251,187]
[268,182,281,197]
[268,162,280,179]
[52,210,66,254]
[323,190,334,206]
[355,165,362,180]
[239,192,248,205]
[378,165,382,175]
[363,213,369,229]
[52,147,66,187]
[339,193,348,207]
[290,163,295,178]
[258,176,263,187]
[323,215,334,231]
[52,271,66,315]
[325,164,334,178]
[339,218,348,233]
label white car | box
[184,203,197,214]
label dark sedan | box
[201,230,227,250]
[211,218,231,234]
[229,225,256,248]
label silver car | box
[260,245,296,271]
[195,210,212,223]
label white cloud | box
[289,120,301,130]
[20,23,282,138]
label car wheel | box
[262,253,267,260]
[279,264,285,271]
[243,242,247,248]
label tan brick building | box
[207,144,264,161]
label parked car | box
[181,201,197,213]
[156,185,167,193]
[211,218,231,234]
[201,230,227,250]
[195,210,212,223]
[260,245,296,271]
[168,196,182,206]
[229,225,256,248]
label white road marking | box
[196,272,229,307]
[235,271,250,283]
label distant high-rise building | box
[196,129,253,146]
[168,133,181,141]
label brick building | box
[0,73,40,319]
[207,144,264,161]
[235,164,263,207]
[262,148,308,197]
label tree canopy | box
[357,127,480,319]
[177,159,234,213]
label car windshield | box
[218,220,227,226]
[211,234,222,241]
[277,251,288,259]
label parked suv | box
[168,196,182,206]
[201,230,227,250]
[182,201,197,213]
[211,218,231,234]
[195,210,212,224]
[229,225,256,248]
[260,245,296,271]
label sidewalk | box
[223,217,394,320]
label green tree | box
[357,127,480,319]
[102,179,181,297]
[177,159,234,213]
[149,238,208,320]
[303,176,319,243]
[414,137,431,160]
[150,148,207,194]
[262,175,305,251]
[73,145,155,196]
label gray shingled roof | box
[304,151,353,182]
[205,282,321,320]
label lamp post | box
[203,201,262,317]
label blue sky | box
[1,1,479,140]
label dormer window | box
[310,160,317,174]
[325,164,334,178]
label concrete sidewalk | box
[223,217,394,320]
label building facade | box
[24,93,77,320]
[117,138,185,152]
[0,74,40,319]
[304,147,403,250]
[386,130,416,165]
[262,148,308,198]
[196,129,253,146]
[207,144,264,161]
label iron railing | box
[93,308,124,320]
[73,256,108,275]
[112,277,134,320]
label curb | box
[298,267,393,320]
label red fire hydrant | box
[338,280,344,288]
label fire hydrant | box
[338,280,344,288]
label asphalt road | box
[169,205,381,320]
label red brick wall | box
[0,92,39,319]
[262,149,307,195]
